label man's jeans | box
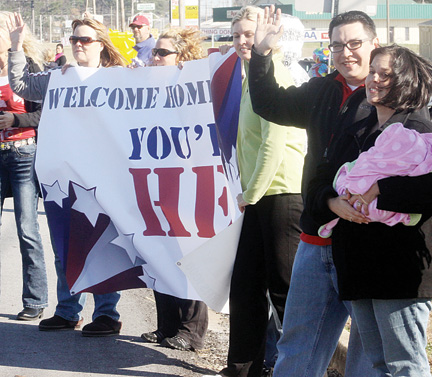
[273,240,377,377]
[53,240,120,322]
[0,144,48,308]
[352,298,431,377]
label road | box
[0,198,228,377]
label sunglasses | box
[69,36,101,45]
[152,48,179,57]
[131,25,144,30]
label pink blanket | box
[319,123,432,237]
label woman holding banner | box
[139,27,209,352]
[7,13,127,336]
[207,6,307,377]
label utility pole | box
[120,0,125,31]
[49,15,52,43]
[39,14,42,41]
[332,0,339,16]
[179,0,185,28]
[116,0,119,30]
[31,0,35,34]
[93,0,97,15]
[386,0,390,44]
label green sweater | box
[238,59,306,205]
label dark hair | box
[369,44,432,111]
[329,10,376,41]
[56,43,63,49]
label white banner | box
[36,54,242,311]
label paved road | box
[0,198,226,377]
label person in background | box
[54,43,66,66]
[247,6,380,377]
[205,6,306,377]
[129,14,155,67]
[309,47,330,78]
[43,48,56,70]
[7,13,126,336]
[140,28,209,352]
[0,11,47,321]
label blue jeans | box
[264,311,282,369]
[352,298,431,377]
[52,235,121,322]
[273,240,377,377]
[0,144,48,308]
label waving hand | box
[254,5,284,56]
[6,12,25,52]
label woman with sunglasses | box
[139,27,209,352]
[7,13,127,337]
[0,11,47,322]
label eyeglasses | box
[328,38,372,53]
[152,48,179,57]
[69,36,101,45]
[131,25,144,30]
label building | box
[250,0,432,45]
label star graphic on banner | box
[71,183,105,227]
[140,268,157,289]
[110,232,146,266]
[42,181,68,207]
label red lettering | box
[129,168,166,236]
[217,165,229,218]
[193,166,216,238]
[130,165,230,238]
[153,168,191,237]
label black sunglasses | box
[69,36,102,45]
[131,25,144,30]
[152,48,179,57]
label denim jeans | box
[264,310,282,369]
[0,144,48,308]
[273,240,377,377]
[52,234,121,322]
[352,298,432,377]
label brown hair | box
[158,28,204,62]
[72,18,126,67]
[370,44,432,111]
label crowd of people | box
[1,4,432,377]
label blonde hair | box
[0,11,45,68]
[44,48,55,62]
[72,18,126,67]
[158,28,204,62]
[231,5,264,29]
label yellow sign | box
[172,5,199,19]
[109,30,136,64]
[108,29,158,64]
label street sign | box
[213,5,292,22]
[137,3,155,11]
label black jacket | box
[55,55,66,67]
[248,48,374,235]
[308,109,432,299]
[11,56,41,128]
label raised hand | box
[254,5,284,56]
[6,12,25,52]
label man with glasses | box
[245,7,380,377]
[129,14,155,67]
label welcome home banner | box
[36,51,243,310]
